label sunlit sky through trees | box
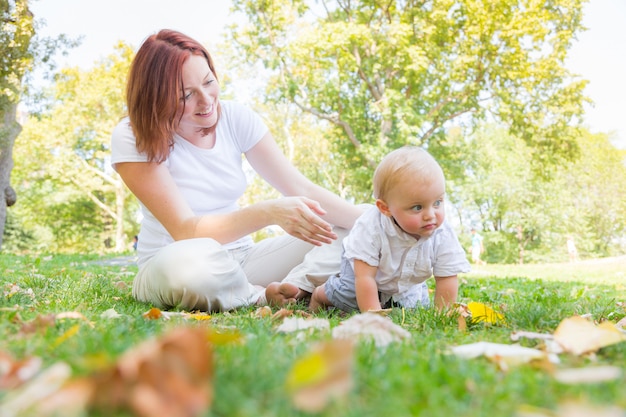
[30,0,626,148]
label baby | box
[310,146,470,313]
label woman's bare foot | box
[265,282,306,306]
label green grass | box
[1,253,625,416]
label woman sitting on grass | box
[111,29,363,312]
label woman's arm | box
[245,132,364,229]
[115,161,339,245]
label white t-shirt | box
[343,204,471,306]
[110,101,268,266]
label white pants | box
[132,228,349,312]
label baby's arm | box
[433,275,458,310]
[354,259,381,312]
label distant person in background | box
[566,235,578,263]
[309,147,470,313]
[132,235,138,251]
[470,228,485,265]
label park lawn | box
[1,253,625,417]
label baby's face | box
[380,174,446,239]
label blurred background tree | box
[4,0,626,262]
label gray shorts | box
[325,260,430,313]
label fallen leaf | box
[0,362,73,417]
[276,317,330,333]
[331,312,411,348]
[253,306,272,318]
[100,308,123,319]
[553,315,626,356]
[450,303,471,331]
[207,328,245,346]
[553,366,622,384]
[517,401,625,417]
[467,301,506,325]
[113,280,129,290]
[52,324,81,348]
[142,307,164,319]
[0,351,43,390]
[286,339,354,413]
[365,308,392,316]
[55,311,94,328]
[141,308,200,321]
[271,308,294,320]
[449,341,558,371]
[18,314,57,335]
[185,312,212,321]
[21,327,214,417]
[510,330,554,342]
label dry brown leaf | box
[449,304,471,331]
[90,326,213,417]
[271,308,294,320]
[286,339,354,413]
[18,314,56,335]
[0,351,43,390]
[253,305,272,318]
[113,280,129,290]
[142,307,163,319]
[24,326,214,417]
[457,315,467,332]
[553,315,626,356]
[0,362,73,417]
[331,312,411,348]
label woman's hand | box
[269,196,338,245]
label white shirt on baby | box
[342,204,471,306]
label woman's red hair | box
[126,29,220,163]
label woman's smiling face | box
[177,54,220,133]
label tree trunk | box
[0,103,21,250]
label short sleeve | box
[342,207,383,267]
[110,117,149,169]
[432,222,471,277]
[219,101,269,153]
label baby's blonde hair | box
[373,146,444,201]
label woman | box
[111,29,362,312]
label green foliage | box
[1,210,35,252]
[0,0,34,109]
[9,43,137,253]
[445,126,626,263]
[0,254,625,416]
[229,0,589,192]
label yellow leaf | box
[468,301,506,325]
[286,339,354,412]
[207,328,244,346]
[53,324,80,348]
[185,312,212,321]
